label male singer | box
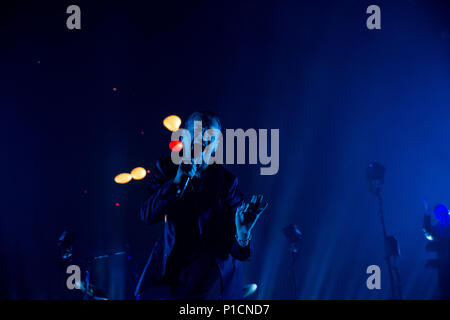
[135,111,268,299]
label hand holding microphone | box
[174,162,199,197]
[174,142,204,197]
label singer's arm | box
[140,159,179,225]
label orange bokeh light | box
[114,173,132,184]
[131,167,147,180]
[163,115,182,132]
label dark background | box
[1,0,449,299]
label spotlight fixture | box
[283,224,303,254]
[366,162,385,194]
[57,230,75,261]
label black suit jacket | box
[135,157,251,299]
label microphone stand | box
[373,186,402,300]
[83,248,128,300]
[283,224,303,299]
[288,243,299,299]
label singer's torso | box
[136,157,249,299]
[164,190,205,283]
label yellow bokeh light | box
[114,173,132,184]
[131,167,147,180]
[163,115,182,132]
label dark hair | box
[186,110,222,130]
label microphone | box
[176,161,200,198]
[176,176,191,198]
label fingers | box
[257,194,263,206]
[259,199,268,214]
[245,194,268,215]
[254,194,265,208]
[248,195,259,210]
[236,202,248,216]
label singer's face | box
[186,119,221,170]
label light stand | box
[283,224,303,299]
[367,162,402,299]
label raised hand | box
[235,194,268,241]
